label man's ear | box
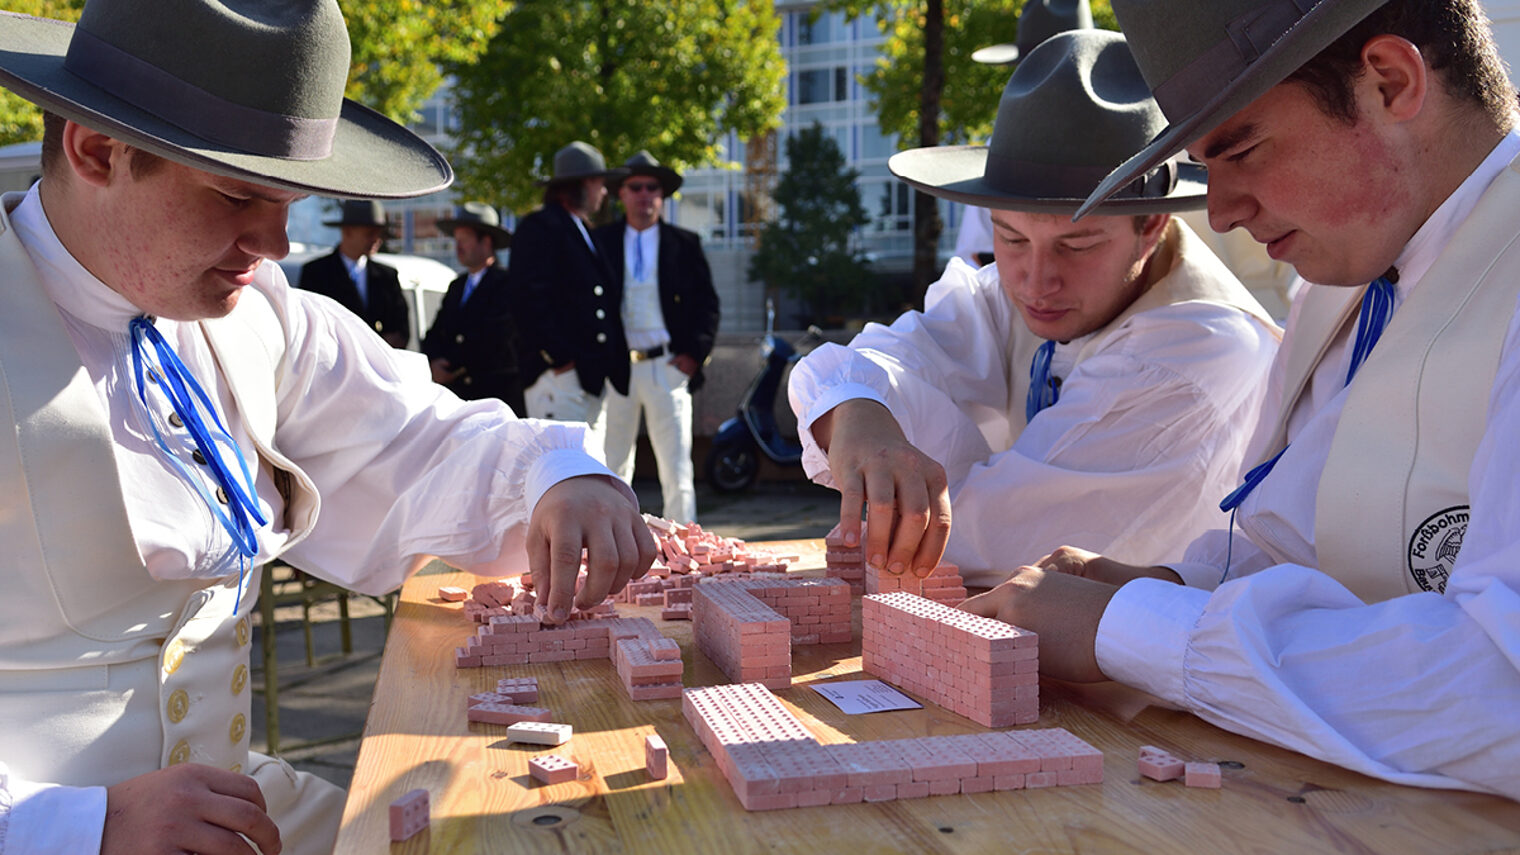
[1360,33,1428,122]
[59,121,123,188]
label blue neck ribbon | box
[1216,272,1397,583]
[1026,339,1060,422]
[128,316,268,609]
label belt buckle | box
[630,348,646,363]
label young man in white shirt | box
[0,2,654,853]
[789,29,1280,587]
[967,0,1520,801]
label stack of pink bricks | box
[454,616,684,702]
[865,561,968,606]
[861,592,1039,727]
[645,514,798,577]
[466,675,551,725]
[692,577,852,690]
[683,683,1102,811]
[823,523,866,594]
[461,576,616,624]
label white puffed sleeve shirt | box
[0,184,627,853]
[788,229,1279,587]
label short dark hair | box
[1287,0,1514,127]
[40,110,168,180]
[542,178,588,211]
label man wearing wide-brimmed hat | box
[298,198,410,347]
[592,152,721,524]
[511,141,630,436]
[966,0,1520,802]
[0,2,654,852]
[422,201,526,413]
[789,29,1279,588]
[951,0,1097,268]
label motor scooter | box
[704,301,823,492]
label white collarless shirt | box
[622,223,669,352]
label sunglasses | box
[624,181,663,194]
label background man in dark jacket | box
[593,152,720,522]
[512,141,628,444]
[422,202,523,413]
[298,199,410,347]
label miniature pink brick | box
[529,754,579,785]
[645,734,669,780]
[1138,745,1186,782]
[1185,761,1222,789]
[648,638,681,661]
[388,788,429,841]
[467,703,553,726]
[437,586,469,602]
[661,603,693,621]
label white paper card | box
[812,679,922,714]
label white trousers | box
[524,369,608,457]
[603,358,696,523]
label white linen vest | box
[1247,157,1520,602]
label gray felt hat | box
[609,150,683,195]
[0,0,452,199]
[890,29,1206,214]
[323,199,389,229]
[437,201,513,248]
[1076,0,1386,218]
[539,141,629,186]
[971,0,1093,66]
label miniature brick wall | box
[455,616,680,702]
[860,592,1038,727]
[691,577,852,690]
[683,683,1102,811]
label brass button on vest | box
[235,618,250,647]
[168,739,191,765]
[163,639,186,675]
[229,713,247,744]
[166,688,190,723]
[168,412,184,428]
[231,664,248,695]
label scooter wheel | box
[704,438,761,492]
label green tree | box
[0,0,508,146]
[748,123,872,324]
[0,1,84,145]
[445,0,787,214]
[822,0,1118,299]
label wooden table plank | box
[336,540,1520,854]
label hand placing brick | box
[388,788,429,841]
[529,753,579,785]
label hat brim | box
[971,43,1022,65]
[1075,0,1386,219]
[890,145,1206,214]
[609,164,683,195]
[436,218,513,248]
[322,218,398,236]
[0,11,452,199]
[536,167,631,187]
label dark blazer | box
[297,249,410,345]
[421,262,526,415]
[592,217,721,391]
[508,205,628,396]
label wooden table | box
[336,541,1520,854]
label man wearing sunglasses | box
[593,152,721,524]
